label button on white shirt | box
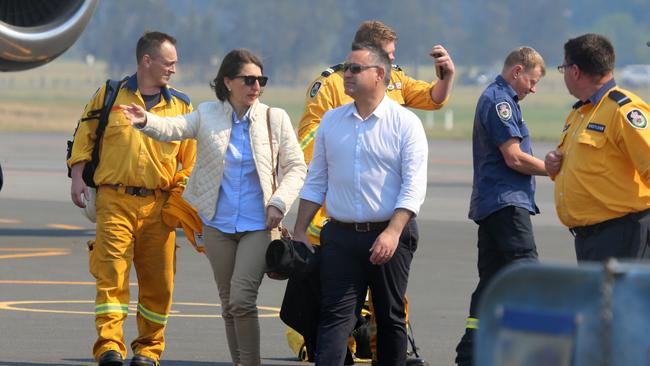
[300,94,428,222]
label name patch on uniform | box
[626,109,648,129]
[586,122,605,133]
[395,82,402,89]
[309,81,322,98]
[495,102,512,122]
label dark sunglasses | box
[342,63,381,74]
[232,75,268,86]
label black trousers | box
[315,219,418,366]
[573,209,650,261]
[455,206,538,366]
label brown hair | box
[210,49,264,101]
[503,46,546,76]
[353,20,397,47]
[136,31,176,64]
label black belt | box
[104,184,157,197]
[569,209,650,237]
[328,218,389,232]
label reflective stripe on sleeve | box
[307,221,321,238]
[300,128,318,151]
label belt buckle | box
[355,222,370,232]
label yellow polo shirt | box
[554,84,650,228]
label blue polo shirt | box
[468,75,539,221]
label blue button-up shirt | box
[301,95,428,222]
[202,109,266,233]
[469,75,539,221]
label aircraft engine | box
[0,0,97,71]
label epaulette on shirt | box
[169,88,191,105]
[321,63,343,77]
[391,64,402,71]
[608,90,631,106]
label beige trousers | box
[203,226,271,366]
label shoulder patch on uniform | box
[309,81,322,98]
[391,64,402,71]
[608,90,631,106]
[495,101,512,121]
[169,88,191,105]
[626,109,648,129]
[586,122,606,133]
[321,63,343,77]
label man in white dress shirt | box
[293,42,428,366]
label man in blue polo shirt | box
[455,46,548,366]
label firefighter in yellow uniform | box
[68,32,196,366]
[546,33,650,262]
[295,20,455,366]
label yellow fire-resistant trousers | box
[90,186,175,362]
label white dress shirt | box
[300,94,428,222]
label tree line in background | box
[67,0,650,85]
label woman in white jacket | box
[121,49,306,366]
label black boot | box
[98,350,123,366]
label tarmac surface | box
[0,132,576,366]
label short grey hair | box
[351,41,391,86]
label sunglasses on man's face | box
[232,75,269,87]
[342,63,381,74]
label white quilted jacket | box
[139,98,306,221]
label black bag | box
[0,162,3,192]
[66,78,123,187]
[266,238,320,280]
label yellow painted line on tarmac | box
[46,223,85,230]
[0,248,70,260]
[0,300,280,318]
[0,279,137,286]
[0,218,20,224]
[0,247,67,251]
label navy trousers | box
[315,219,418,366]
[455,206,539,366]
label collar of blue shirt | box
[346,94,390,122]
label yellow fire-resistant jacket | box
[554,85,650,228]
[68,74,196,190]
